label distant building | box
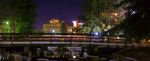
[72,20,84,28]
[66,25,73,33]
[43,19,65,33]
[72,20,84,33]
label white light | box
[107,32,110,35]
[132,11,136,15]
[73,55,76,59]
[117,37,120,39]
[72,21,77,27]
[94,32,99,36]
[52,29,55,33]
[114,13,118,16]
[6,21,9,24]
[104,39,107,41]
[79,23,84,25]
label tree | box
[114,0,150,42]
[61,23,67,33]
[0,0,37,33]
[80,0,115,33]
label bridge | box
[0,33,129,46]
[0,33,147,61]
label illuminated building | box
[66,25,73,33]
[72,21,78,28]
[72,20,84,28]
[72,20,84,33]
[43,19,65,33]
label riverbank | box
[118,47,150,61]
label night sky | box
[35,0,82,30]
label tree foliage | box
[80,0,114,33]
[0,0,37,33]
[115,0,150,42]
[61,23,67,33]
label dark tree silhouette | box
[113,0,150,42]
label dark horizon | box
[34,0,82,30]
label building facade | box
[43,19,64,33]
[66,25,73,33]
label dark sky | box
[34,0,82,30]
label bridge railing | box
[0,33,125,43]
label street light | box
[94,32,101,37]
[114,13,118,16]
[6,21,9,24]
[73,55,77,59]
[52,29,55,33]
[4,21,10,33]
[104,29,107,31]
[94,32,99,36]
[72,21,77,27]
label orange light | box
[56,56,59,58]
[148,40,150,42]
[114,13,118,16]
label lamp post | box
[5,21,10,33]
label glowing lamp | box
[6,21,9,24]
[52,29,55,33]
[73,55,76,59]
[94,32,99,36]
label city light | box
[4,21,10,33]
[114,13,118,16]
[117,37,120,39]
[73,55,76,59]
[52,29,55,33]
[0,0,149,60]
[104,29,107,31]
[79,23,84,25]
[104,38,107,41]
[6,21,9,24]
[107,32,110,35]
[132,11,136,15]
[148,40,150,42]
[94,32,99,36]
[72,21,77,27]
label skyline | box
[34,0,82,30]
